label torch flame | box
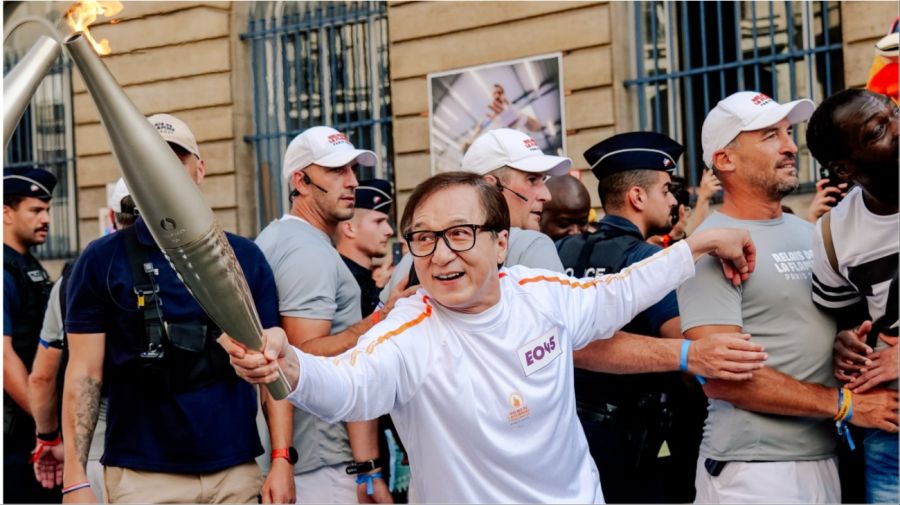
[66,1,123,55]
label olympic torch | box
[64,32,291,399]
[3,35,61,147]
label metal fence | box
[624,1,844,188]
[242,1,393,228]
[4,53,78,259]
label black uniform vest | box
[557,225,674,408]
[3,245,51,373]
[3,244,51,439]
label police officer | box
[557,132,695,503]
[3,167,61,503]
[334,180,411,501]
[60,114,294,503]
[336,179,395,318]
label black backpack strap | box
[120,227,167,361]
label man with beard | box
[807,88,899,504]
[3,167,60,504]
[677,91,899,503]
[256,127,412,503]
[556,132,697,502]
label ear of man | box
[626,185,646,211]
[711,150,737,175]
[291,171,309,196]
[339,219,356,239]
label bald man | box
[540,175,592,241]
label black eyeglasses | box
[403,223,492,257]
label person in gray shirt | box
[256,126,412,503]
[678,91,898,503]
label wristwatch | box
[271,447,298,465]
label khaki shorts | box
[104,461,261,503]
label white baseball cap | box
[701,91,815,169]
[107,178,130,213]
[461,128,572,176]
[148,113,201,158]
[282,126,377,181]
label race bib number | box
[517,327,562,376]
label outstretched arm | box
[574,328,766,381]
[220,326,404,423]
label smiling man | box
[3,167,59,504]
[221,171,759,503]
[807,88,899,504]
[677,91,899,503]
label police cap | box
[355,179,393,214]
[3,167,57,201]
[584,132,684,181]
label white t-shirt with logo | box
[812,186,898,389]
[287,242,695,503]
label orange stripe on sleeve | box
[518,244,677,288]
[332,296,434,366]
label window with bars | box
[242,1,393,227]
[624,1,844,188]
[4,48,78,259]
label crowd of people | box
[3,88,897,504]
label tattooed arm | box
[61,332,104,503]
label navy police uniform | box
[3,168,61,503]
[340,179,394,319]
[64,217,279,476]
[557,133,701,503]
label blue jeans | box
[864,428,899,504]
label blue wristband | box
[680,340,707,384]
[679,340,691,373]
[356,471,382,495]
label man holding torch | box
[221,171,760,503]
[61,114,294,503]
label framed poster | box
[428,53,566,174]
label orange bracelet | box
[29,435,62,463]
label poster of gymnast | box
[427,53,566,174]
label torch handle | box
[161,226,293,400]
[266,368,293,400]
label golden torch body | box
[3,35,61,147]
[65,32,291,399]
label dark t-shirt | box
[65,218,279,473]
[341,255,380,318]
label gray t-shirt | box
[677,211,837,461]
[380,227,564,302]
[256,215,358,473]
